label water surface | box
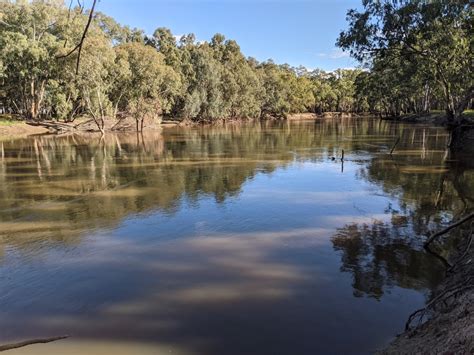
[1,118,472,354]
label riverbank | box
[0,115,266,138]
[381,110,474,125]
[0,113,345,137]
[380,228,474,354]
[0,118,49,140]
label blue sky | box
[97,0,363,71]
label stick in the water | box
[341,149,344,161]
[0,336,69,352]
[389,137,400,155]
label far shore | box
[0,113,357,139]
[0,120,50,140]
[1,111,472,141]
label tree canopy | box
[1,0,472,129]
[337,0,473,123]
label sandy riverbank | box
[0,121,49,140]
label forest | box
[0,0,472,131]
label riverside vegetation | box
[0,1,473,354]
[0,1,472,133]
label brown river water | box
[0,118,472,354]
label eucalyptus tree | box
[0,0,369,126]
[77,30,116,133]
[310,70,338,113]
[0,0,117,125]
[258,61,292,118]
[0,0,67,119]
[338,0,473,124]
[114,42,181,131]
[211,34,264,118]
[183,43,226,120]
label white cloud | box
[329,49,350,59]
[317,49,350,59]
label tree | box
[338,0,473,124]
[114,42,181,131]
[0,0,367,127]
[0,0,65,120]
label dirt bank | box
[0,121,49,140]
[380,228,474,354]
[287,113,319,120]
[286,112,356,120]
[381,110,474,125]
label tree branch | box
[0,336,69,352]
[57,0,98,75]
[424,213,474,248]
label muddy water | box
[0,119,472,354]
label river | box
[0,118,472,354]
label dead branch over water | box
[424,212,474,248]
[57,0,97,75]
[404,214,474,331]
[0,336,69,352]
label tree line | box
[0,0,366,131]
[0,0,472,131]
[338,0,473,125]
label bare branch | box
[0,336,69,352]
[57,0,98,75]
[424,213,474,248]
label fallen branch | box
[26,120,76,131]
[0,336,69,352]
[26,120,95,132]
[447,222,474,274]
[405,282,474,331]
[424,212,474,248]
[74,118,95,128]
[425,245,451,269]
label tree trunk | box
[30,80,38,120]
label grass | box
[463,109,474,119]
[0,115,23,126]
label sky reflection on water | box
[1,119,471,354]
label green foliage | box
[0,0,369,126]
[338,0,473,122]
[114,42,181,128]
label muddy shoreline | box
[0,113,352,138]
[0,121,49,140]
[379,225,474,354]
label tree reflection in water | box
[0,118,473,354]
[332,132,473,299]
[333,218,445,299]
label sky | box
[97,0,363,72]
